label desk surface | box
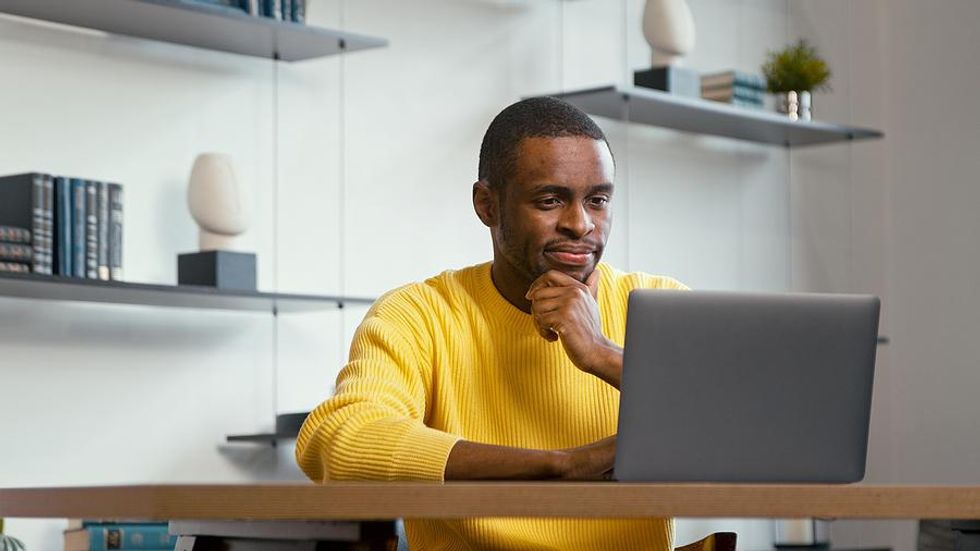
[2,483,979,520]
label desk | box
[2,484,979,549]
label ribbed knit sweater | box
[296,261,687,550]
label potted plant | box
[0,519,26,551]
[761,39,831,120]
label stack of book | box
[0,173,123,280]
[700,70,767,109]
[180,0,307,23]
[64,520,176,551]
[0,225,33,274]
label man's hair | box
[478,96,610,189]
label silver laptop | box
[614,290,880,483]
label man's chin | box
[538,262,596,284]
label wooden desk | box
[2,484,979,549]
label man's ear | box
[472,180,499,228]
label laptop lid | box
[614,290,880,483]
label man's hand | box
[556,435,617,480]
[526,269,623,388]
[444,436,617,481]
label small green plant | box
[0,519,27,551]
[761,39,831,93]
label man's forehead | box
[513,136,615,182]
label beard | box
[496,215,602,285]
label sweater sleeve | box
[295,291,461,482]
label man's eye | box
[537,198,561,208]
[589,196,610,207]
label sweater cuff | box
[393,424,462,481]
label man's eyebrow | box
[529,183,614,195]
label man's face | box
[492,136,615,284]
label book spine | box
[71,179,87,278]
[240,0,259,14]
[701,85,766,103]
[0,225,31,244]
[701,71,766,91]
[41,174,54,275]
[0,261,30,273]
[0,243,33,262]
[82,524,176,551]
[30,173,44,274]
[293,0,304,22]
[107,183,123,281]
[261,0,281,19]
[96,181,110,280]
[84,181,98,279]
[54,176,71,276]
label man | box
[296,97,686,550]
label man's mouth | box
[544,247,594,267]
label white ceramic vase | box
[187,153,252,251]
[642,0,696,67]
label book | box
[168,519,362,541]
[107,183,123,281]
[0,225,30,244]
[96,181,110,280]
[292,0,305,23]
[0,172,53,274]
[261,0,282,19]
[0,261,30,273]
[41,173,54,275]
[282,0,293,21]
[66,519,159,531]
[64,523,176,551]
[700,70,766,91]
[54,176,71,275]
[701,85,765,103]
[84,181,98,279]
[240,0,259,15]
[0,243,33,263]
[71,179,87,278]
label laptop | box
[614,290,880,483]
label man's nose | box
[558,203,595,237]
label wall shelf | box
[0,273,375,313]
[549,86,883,147]
[226,412,307,446]
[0,0,388,61]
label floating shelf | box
[549,86,884,147]
[0,273,375,313]
[226,412,307,446]
[0,0,388,61]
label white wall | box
[0,1,866,549]
[806,2,980,551]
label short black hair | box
[478,96,610,189]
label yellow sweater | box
[296,262,687,550]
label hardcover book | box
[84,181,98,279]
[0,243,33,262]
[107,183,123,281]
[54,176,72,275]
[0,261,30,273]
[96,181,110,280]
[0,225,31,244]
[64,523,176,551]
[0,172,53,274]
[71,179,87,278]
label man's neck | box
[489,260,533,314]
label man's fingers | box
[533,311,562,341]
[526,270,583,299]
[585,268,601,298]
[526,285,579,303]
